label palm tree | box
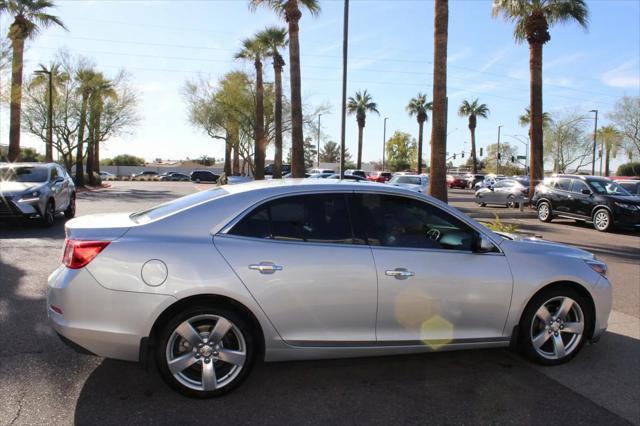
[74,68,98,186]
[458,99,490,174]
[347,90,379,169]
[249,0,320,178]
[87,74,116,183]
[430,0,449,202]
[1,0,66,162]
[30,62,69,161]
[257,26,288,179]
[406,93,433,174]
[597,125,622,177]
[236,37,268,180]
[519,107,552,128]
[492,0,589,196]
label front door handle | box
[385,268,415,280]
[249,262,283,274]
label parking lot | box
[1,181,638,425]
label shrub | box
[484,214,518,234]
[616,162,640,177]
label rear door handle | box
[249,262,283,274]
[385,268,415,280]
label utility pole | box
[317,113,322,168]
[382,117,388,170]
[590,109,598,176]
[497,125,503,174]
[339,0,349,179]
[35,68,53,163]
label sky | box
[1,0,639,170]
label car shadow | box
[73,344,631,425]
[0,214,66,240]
[78,188,176,203]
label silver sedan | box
[475,179,529,207]
[48,180,611,397]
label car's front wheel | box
[40,199,56,227]
[156,305,255,398]
[64,193,76,219]
[519,287,591,365]
[537,201,553,222]
[592,208,612,232]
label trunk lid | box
[65,212,136,241]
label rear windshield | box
[130,187,227,223]
[390,176,421,185]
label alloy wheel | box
[530,296,584,360]
[593,210,610,231]
[165,314,247,392]
[538,203,550,221]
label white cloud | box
[479,46,511,72]
[601,60,640,89]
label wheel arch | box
[535,197,552,209]
[590,204,613,218]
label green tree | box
[485,141,519,174]
[249,0,320,178]
[617,162,640,177]
[385,131,417,172]
[458,98,489,175]
[406,93,432,174]
[101,154,145,166]
[74,68,98,185]
[544,112,592,173]
[319,140,351,164]
[430,0,449,202]
[236,36,268,180]
[608,96,640,159]
[87,73,117,182]
[1,0,66,162]
[30,62,68,161]
[257,26,288,178]
[16,147,43,162]
[597,125,623,177]
[347,89,379,169]
[519,107,552,128]
[287,136,317,169]
[493,0,589,196]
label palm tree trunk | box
[254,59,266,180]
[429,0,449,202]
[529,41,544,199]
[470,126,477,174]
[86,106,95,185]
[357,125,364,170]
[417,121,424,174]
[233,133,240,176]
[224,130,232,176]
[273,61,284,179]
[8,34,25,162]
[605,145,611,177]
[93,103,102,175]
[286,2,306,178]
[75,96,89,186]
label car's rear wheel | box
[592,208,612,232]
[519,287,591,365]
[40,200,55,227]
[156,305,255,398]
[64,193,76,219]
[506,195,516,208]
[537,201,553,222]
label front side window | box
[230,194,355,244]
[570,179,590,194]
[554,178,571,191]
[354,194,476,251]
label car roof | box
[0,162,55,167]
[223,178,416,196]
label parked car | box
[387,174,429,193]
[0,163,75,226]
[367,171,392,183]
[131,171,159,181]
[99,171,116,181]
[307,172,335,179]
[446,174,454,186]
[191,170,219,183]
[283,172,311,178]
[344,169,367,178]
[264,164,291,176]
[474,176,507,190]
[448,175,468,189]
[160,172,190,182]
[617,180,640,196]
[475,179,528,207]
[48,180,612,397]
[326,173,368,181]
[308,168,335,174]
[464,173,485,189]
[532,175,640,232]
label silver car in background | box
[387,174,429,193]
[48,180,611,397]
[0,163,76,226]
[475,179,529,207]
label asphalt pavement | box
[0,182,638,425]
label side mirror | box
[53,176,64,183]
[581,189,592,195]
[475,235,497,253]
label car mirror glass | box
[581,189,592,195]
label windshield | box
[390,176,421,185]
[130,187,228,223]
[0,166,49,183]
[588,179,632,196]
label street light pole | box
[339,0,349,179]
[497,125,503,174]
[35,68,53,163]
[382,117,388,170]
[590,109,598,176]
[317,113,322,168]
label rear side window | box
[229,194,355,244]
[554,178,571,191]
[570,180,589,193]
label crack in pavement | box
[9,391,25,425]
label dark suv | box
[532,175,640,232]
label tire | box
[41,200,55,227]
[155,305,255,398]
[519,286,591,365]
[506,195,516,208]
[592,208,612,232]
[537,201,553,222]
[64,193,76,219]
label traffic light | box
[497,153,501,160]
[511,156,515,162]
[453,154,457,160]
[461,151,465,158]
[479,148,483,156]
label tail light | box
[62,239,110,269]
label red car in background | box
[367,171,392,183]
[448,175,468,189]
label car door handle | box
[385,268,415,280]
[249,262,283,274]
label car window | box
[570,179,589,193]
[230,194,355,244]
[0,166,49,183]
[493,181,506,188]
[50,167,58,181]
[354,194,476,251]
[587,179,632,196]
[554,178,571,191]
[130,188,227,223]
